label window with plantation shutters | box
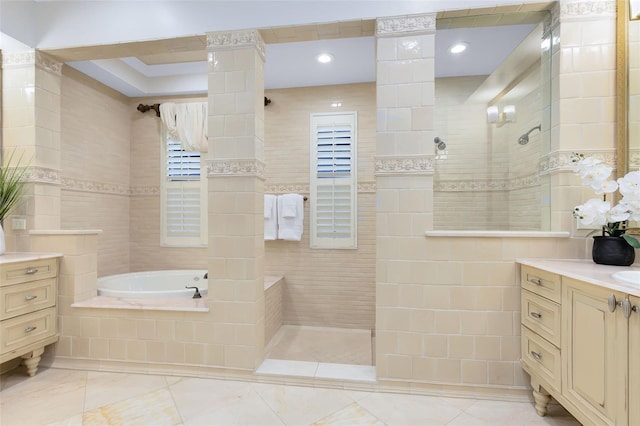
[310,112,357,249]
[160,134,207,246]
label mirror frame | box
[617,0,630,175]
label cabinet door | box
[629,295,640,426]
[562,278,628,426]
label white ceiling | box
[0,1,551,97]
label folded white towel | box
[282,197,297,218]
[277,194,304,241]
[264,194,276,219]
[264,194,278,240]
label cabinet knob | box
[622,298,633,319]
[25,268,38,275]
[531,351,543,360]
[530,312,542,319]
[530,278,542,286]
[608,294,619,313]
[24,295,38,301]
[24,326,37,333]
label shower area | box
[433,12,553,231]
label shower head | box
[434,137,447,150]
[518,125,542,145]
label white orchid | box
[571,153,640,248]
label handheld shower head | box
[518,125,542,145]
[434,137,447,150]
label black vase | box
[592,236,636,266]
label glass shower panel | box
[434,12,552,231]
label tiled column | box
[375,14,436,381]
[206,30,266,370]
[2,50,62,250]
[543,0,617,234]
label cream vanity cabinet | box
[520,262,640,426]
[0,254,61,376]
[629,294,640,426]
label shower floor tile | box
[265,325,373,366]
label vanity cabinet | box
[562,278,626,426]
[0,254,60,376]
[519,262,640,426]
[629,295,640,426]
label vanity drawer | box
[0,278,56,320]
[521,265,561,303]
[0,258,58,287]
[0,307,56,355]
[521,289,561,347]
[521,326,561,393]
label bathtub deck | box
[71,295,210,312]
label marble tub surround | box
[517,258,640,296]
[0,367,581,426]
[70,295,210,312]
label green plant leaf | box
[622,234,640,248]
[0,150,30,223]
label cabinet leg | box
[21,347,45,377]
[531,381,551,417]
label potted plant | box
[572,153,640,266]
[0,150,29,254]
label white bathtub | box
[97,270,208,299]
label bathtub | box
[97,270,208,299]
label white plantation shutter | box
[161,134,207,246]
[310,112,357,249]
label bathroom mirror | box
[619,0,640,174]
[433,9,553,231]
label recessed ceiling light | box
[316,53,334,64]
[449,42,468,54]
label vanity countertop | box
[0,252,63,265]
[517,258,640,297]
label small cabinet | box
[520,261,640,426]
[0,255,60,376]
[629,295,640,426]
[562,278,627,426]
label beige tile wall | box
[60,67,131,277]
[264,83,377,330]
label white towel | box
[277,194,304,241]
[264,194,278,240]
[282,197,297,218]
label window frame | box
[160,130,208,247]
[309,111,358,249]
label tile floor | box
[0,325,581,425]
[264,325,373,365]
[0,366,581,426]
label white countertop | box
[517,258,640,297]
[0,252,63,265]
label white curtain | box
[160,102,208,152]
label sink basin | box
[611,271,640,285]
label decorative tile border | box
[24,167,61,185]
[206,158,266,179]
[206,29,266,61]
[376,14,436,36]
[560,1,615,19]
[61,177,130,195]
[130,186,160,196]
[264,181,376,194]
[2,51,62,75]
[538,149,616,175]
[434,173,539,192]
[375,155,434,175]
